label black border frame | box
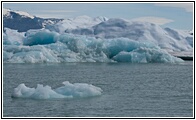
[1,1,195,119]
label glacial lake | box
[3,61,193,117]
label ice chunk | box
[23,29,58,46]
[3,51,13,61]
[4,45,59,63]
[12,84,35,98]
[102,38,158,58]
[113,47,183,63]
[30,84,66,99]
[55,81,103,98]
[12,81,103,100]
[3,28,25,45]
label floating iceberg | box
[3,29,184,63]
[12,81,103,99]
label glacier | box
[12,81,103,99]
[3,16,193,63]
[46,15,108,33]
[3,29,184,63]
[60,18,192,53]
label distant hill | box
[3,8,63,32]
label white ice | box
[12,81,103,99]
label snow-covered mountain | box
[3,8,34,19]
[3,8,63,32]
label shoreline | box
[176,56,193,61]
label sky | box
[3,2,194,30]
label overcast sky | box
[3,2,193,30]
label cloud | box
[131,16,174,25]
[154,3,193,12]
[35,14,72,19]
[34,10,77,18]
[41,10,77,13]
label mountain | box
[3,8,63,32]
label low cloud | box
[41,10,77,13]
[131,16,174,25]
[35,10,77,18]
[154,3,193,12]
[35,14,71,19]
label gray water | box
[3,62,193,117]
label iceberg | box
[58,18,192,53]
[55,81,103,98]
[12,81,103,99]
[3,29,184,63]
